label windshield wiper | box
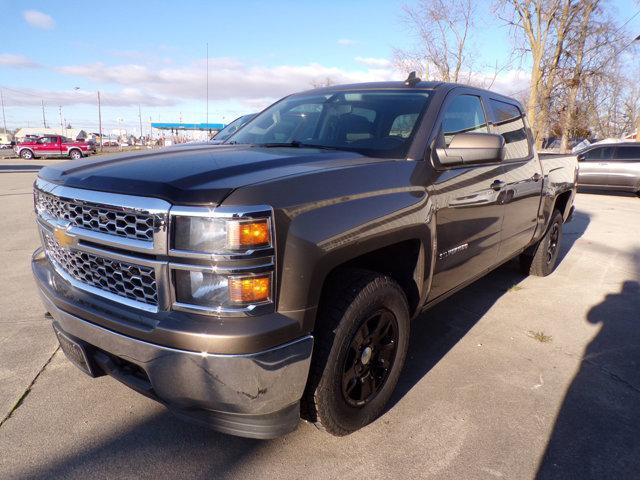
[255,141,342,150]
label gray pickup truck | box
[32,76,577,439]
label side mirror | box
[435,132,505,167]
[577,153,585,162]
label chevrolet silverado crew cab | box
[16,135,93,160]
[32,76,577,439]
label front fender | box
[278,190,434,317]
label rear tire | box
[20,149,34,160]
[302,269,410,436]
[520,209,564,277]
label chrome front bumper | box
[35,255,314,439]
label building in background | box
[15,127,88,142]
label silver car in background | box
[577,142,640,195]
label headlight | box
[169,205,275,315]
[173,269,272,309]
[172,211,272,254]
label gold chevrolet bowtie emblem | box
[53,226,76,248]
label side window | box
[614,146,640,161]
[489,99,529,160]
[441,95,488,147]
[584,147,613,161]
[390,113,419,138]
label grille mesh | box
[44,234,158,305]
[35,189,155,242]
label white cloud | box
[355,56,391,68]
[337,38,355,46]
[54,59,401,105]
[1,87,173,108]
[23,10,55,29]
[0,53,39,68]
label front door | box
[428,92,506,299]
[578,146,613,188]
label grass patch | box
[528,330,552,343]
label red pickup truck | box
[15,135,93,160]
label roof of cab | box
[297,80,524,110]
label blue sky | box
[1,0,639,134]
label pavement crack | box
[0,346,60,429]
[583,357,640,395]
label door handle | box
[490,180,506,191]
[532,173,542,182]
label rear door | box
[577,146,613,187]
[428,91,506,299]
[609,145,640,190]
[487,98,543,260]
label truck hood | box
[38,144,381,205]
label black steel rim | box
[547,221,560,264]
[341,309,398,407]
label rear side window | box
[441,95,488,147]
[614,146,640,161]
[489,99,530,160]
[584,147,613,161]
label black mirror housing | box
[435,133,505,167]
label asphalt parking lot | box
[1,158,639,479]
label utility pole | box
[0,89,7,134]
[97,91,103,151]
[41,100,47,128]
[138,104,143,143]
[206,42,209,129]
[58,105,63,134]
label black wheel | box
[69,149,82,160]
[520,209,564,277]
[302,269,410,436]
[20,149,34,159]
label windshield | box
[212,114,256,142]
[226,90,432,158]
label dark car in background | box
[577,142,640,195]
[210,113,257,144]
[164,113,257,149]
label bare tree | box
[497,0,580,147]
[310,77,335,89]
[393,0,475,82]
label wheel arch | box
[68,148,82,158]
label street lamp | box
[74,87,103,152]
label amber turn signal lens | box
[227,220,270,249]
[228,275,271,304]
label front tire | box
[69,149,82,160]
[302,269,410,436]
[20,149,34,160]
[520,209,564,277]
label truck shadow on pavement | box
[389,208,591,411]
[19,411,261,480]
[536,276,640,479]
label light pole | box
[75,87,103,151]
[0,89,7,134]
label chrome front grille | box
[35,189,156,242]
[44,233,158,306]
